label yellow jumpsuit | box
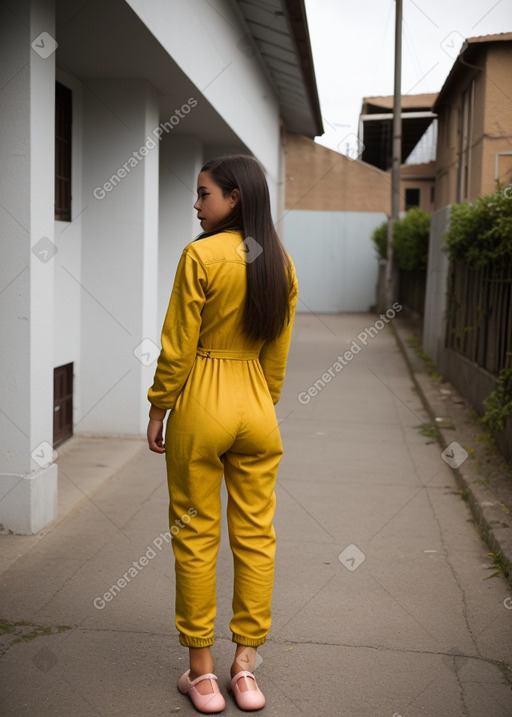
[148,230,298,648]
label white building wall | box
[1,0,297,532]
[125,0,282,208]
[80,79,160,435]
[283,210,386,313]
[0,0,57,533]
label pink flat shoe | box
[178,669,226,713]
[228,670,266,711]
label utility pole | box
[386,0,402,309]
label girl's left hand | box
[147,419,166,453]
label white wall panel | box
[283,211,386,313]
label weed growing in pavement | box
[501,462,512,477]
[485,551,510,580]
[406,336,443,381]
[0,619,71,655]
[416,422,442,444]
[477,428,507,456]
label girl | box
[147,154,298,713]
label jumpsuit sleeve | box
[259,262,299,404]
[147,248,207,410]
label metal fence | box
[445,260,512,375]
[399,268,426,316]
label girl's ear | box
[230,188,240,207]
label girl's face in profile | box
[194,171,239,233]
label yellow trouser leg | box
[223,443,282,647]
[166,433,225,648]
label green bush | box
[372,222,388,261]
[371,208,431,270]
[444,186,512,267]
[393,208,431,271]
[481,367,512,435]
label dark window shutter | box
[55,82,72,222]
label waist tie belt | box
[196,348,260,360]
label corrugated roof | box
[236,0,323,137]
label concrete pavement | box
[1,312,512,716]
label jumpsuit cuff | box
[179,633,215,648]
[231,633,267,647]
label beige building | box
[285,92,439,217]
[359,94,437,164]
[434,32,512,208]
[399,162,436,213]
[359,93,438,214]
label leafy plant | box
[444,186,512,267]
[406,336,443,380]
[485,551,510,580]
[481,367,512,435]
[372,222,388,261]
[416,422,442,443]
[371,208,431,270]
[392,208,431,271]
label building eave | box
[434,33,512,110]
[235,0,324,138]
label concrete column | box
[81,79,160,435]
[423,205,452,368]
[0,0,58,533]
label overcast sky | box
[304,0,512,155]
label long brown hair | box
[200,155,291,342]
